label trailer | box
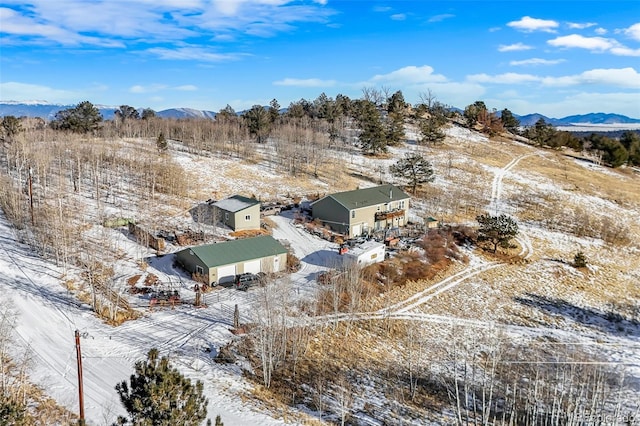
[342,240,385,267]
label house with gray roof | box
[175,235,288,285]
[211,195,260,231]
[311,184,410,238]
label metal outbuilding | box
[175,235,288,285]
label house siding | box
[312,186,410,238]
[175,249,210,280]
[175,236,288,285]
[311,197,350,235]
[217,204,260,231]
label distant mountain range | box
[514,112,640,126]
[1,100,639,127]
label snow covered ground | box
[0,208,342,425]
[2,123,639,424]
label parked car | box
[234,273,260,291]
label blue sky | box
[1,0,639,118]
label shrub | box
[573,251,587,268]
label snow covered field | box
[1,123,639,424]
[0,200,345,425]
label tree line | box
[3,90,638,168]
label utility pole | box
[28,166,34,226]
[75,330,86,426]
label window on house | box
[245,214,251,221]
[377,205,381,211]
[400,201,405,209]
[224,212,229,220]
[351,210,355,218]
[195,265,203,275]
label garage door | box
[217,264,236,284]
[243,259,261,274]
[351,224,362,237]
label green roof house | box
[311,184,410,238]
[175,235,288,285]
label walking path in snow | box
[489,154,532,215]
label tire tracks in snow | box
[489,154,532,215]
[304,153,537,332]
[490,154,536,260]
[377,261,500,315]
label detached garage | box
[175,235,288,285]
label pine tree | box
[476,213,519,253]
[416,92,447,145]
[244,105,271,143]
[268,99,280,124]
[0,115,23,142]
[386,111,405,146]
[114,348,209,426]
[500,108,520,134]
[51,101,103,133]
[354,100,387,155]
[115,105,140,122]
[141,108,156,120]
[463,100,487,128]
[214,415,224,426]
[573,251,587,268]
[389,153,435,194]
[156,132,168,152]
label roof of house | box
[314,184,409,211]
[183,235,287,268]
[345,240,385,258]
[212,195,260,213]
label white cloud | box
[595,27,607,35]
[467,73,540,85]
[567,22,597,29]
[507,16,558,33]
[146,47,241,62]
[373,6,392,12]
[548,34,615,51]
[504,91,640,118]
[624,22,640,41]
[548,34,640,56]
[542,68,640,88]
[175,85,198,91]
[0,81,92,104]
[0,0,335,47]
[466,68,640,89]
[498,42,533,52]
[273,78,337,87]
[428,14,455,23]
[509,58,565,66]
[609,46,640,56]
[391,14,406,21]
[0,6,124,47]
[129,84,168,94]
[368,65,448,85]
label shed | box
[175,235,288,285]
[343,240,385,267]
[211,195,261,231]
[426,216,439,229]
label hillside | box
[0,122,638,425]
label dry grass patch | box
[519,150,640,205]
